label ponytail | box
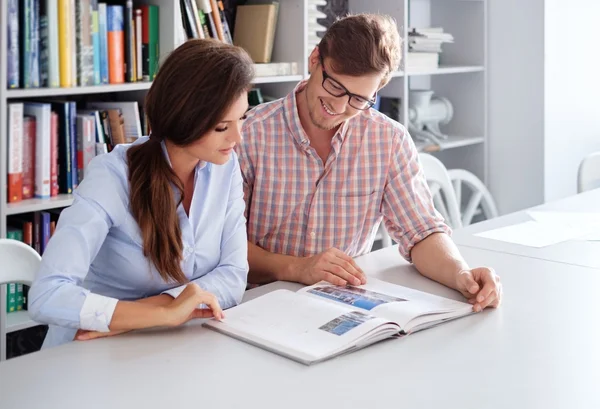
[127,136,187,283]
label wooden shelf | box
[6,194,74,215]
[406,65,484,76]
[5,82,152,99]
[6,310,38,333]
[415,135,484,152]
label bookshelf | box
[0,0,486,360]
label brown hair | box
[127,39,254,283]
[318,14,401,88]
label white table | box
[1,245,599,409]
[453,188,600,269]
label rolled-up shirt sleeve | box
[163,157,249,309]
[28,156,127,332]
[382,127,451,261]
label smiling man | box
[235,14,502,312]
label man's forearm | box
[410,233,469,291]
[247,241,299,284]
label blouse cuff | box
[79,292,119,332]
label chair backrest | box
[578,152,600,193]
[0,239,41,286]
[418,153,463,229]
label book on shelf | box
[233,2,279,63]
[6,99,141,204]
[6,210,63,314]
[6,1,158,90]
[205,278,473,365]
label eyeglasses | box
[319,55,377,110]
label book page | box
[298,278,472,331]
[204,289,399,364]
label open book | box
[204,278,474,365]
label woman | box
[28,39,254,348]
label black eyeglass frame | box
[318,55,377,111]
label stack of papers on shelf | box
[406,27,454,72]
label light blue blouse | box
[28,137,249,348]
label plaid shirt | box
[236,81,450,260]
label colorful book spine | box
[135,9,142,81]
[7,103,24,203]
[7,0,20,88]
[90,0,101,85]
[40,212,51,254]
[76,0,94,86]
[124,1,134,82]
[98,3,109,84]
[24,103,52,198]
[39,0,49,86]
[107,5,125,84]
[69,101,79,190]
[47,0,60,87]
[58,0,73,87]
[7,283,17,313]
[50,112,59,196]
[22,116,36,200]
[141,5,159,81]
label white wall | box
[544,0,600,201]
[487,0,545,214]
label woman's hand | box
[162,283,224,327]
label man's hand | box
[289,247,367,286]
[455,267,502,312]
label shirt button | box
[310,231,316,238]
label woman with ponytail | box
[28,39,254,348]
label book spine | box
[70,0,77,86]
[107,5,125,84]
[90,0,101,85]
[135,9,143,81]
[16,284,24,311]
[54,102,73,194]
[23,104,51,198]
[20,0,31,88]
[76,0,94,86]
[124,1,134,82]
[77,116,85,183]
[39,0,49,87]
[217,1,233,44]
[33,212,41,254]
[7,103,24,203]
[30,0,41,87]
[209,0,224,42]
[22,116,36,200]
[58,0,73,87]
[40,212,51,254]
[199,0,217,40]
[98,3,109,84]
[50,112,59,196]
[7,283,17,313]
[47,0,60,87]
[69,102,79,190]
[148,6,159,80]
[7,0,20,89]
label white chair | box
[448,168,499,226]
[577,152,600,193]
[418,153,463,230]
[0,239,41,286]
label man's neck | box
[296,88,338,146]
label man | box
[236,14,502,312]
